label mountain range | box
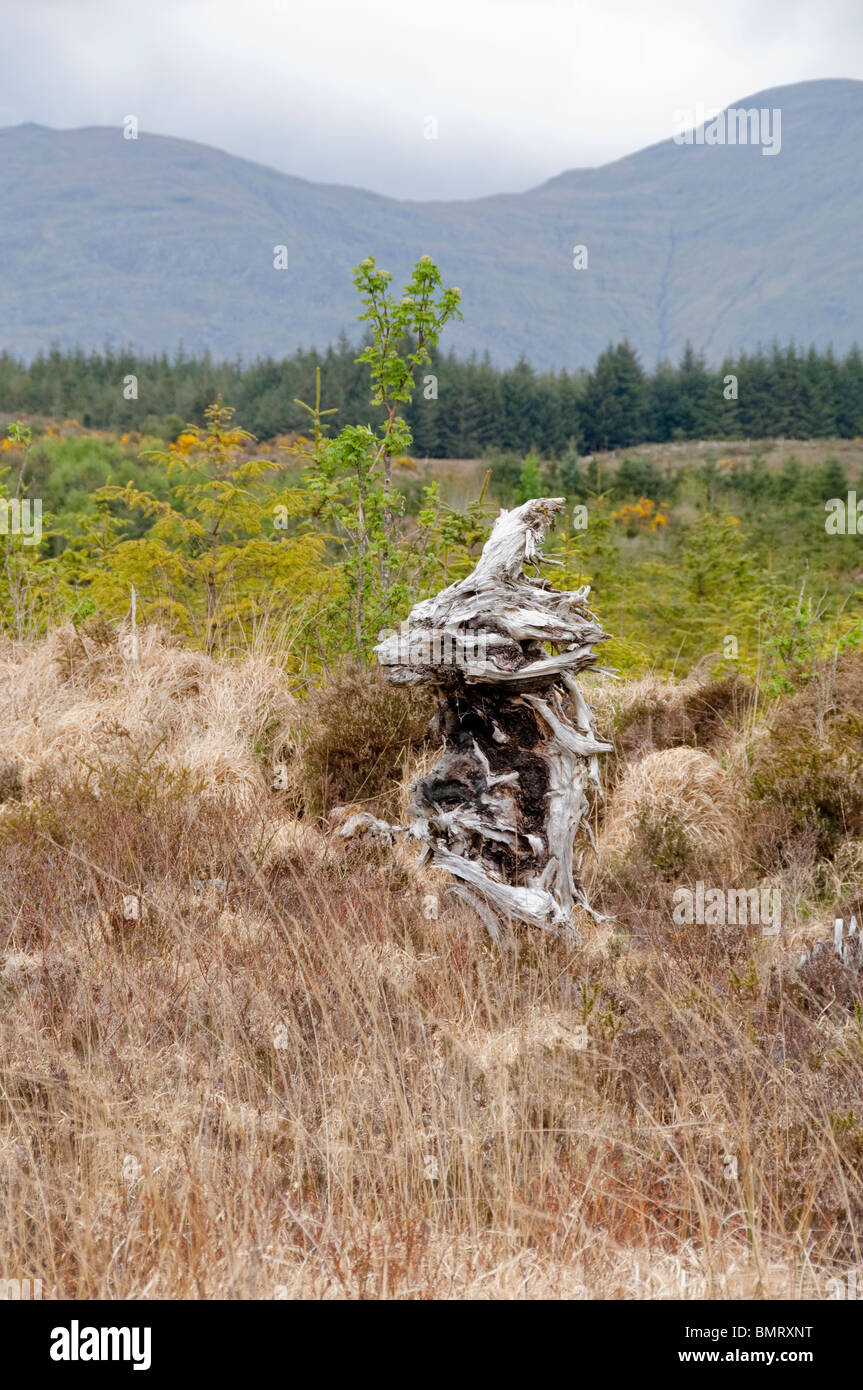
[1,78,861,370]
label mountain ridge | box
[2,78,861,369]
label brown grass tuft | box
[598,746,744,881]
[587,670,755,768]
[0,623,298,810]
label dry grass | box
[0,622,298,810]
[597,747,745,882]
[0,628,861,1299]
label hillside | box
[1,79,862,368]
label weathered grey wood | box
[799,914,862,969]
[375,497,611,939]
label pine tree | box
[579,342,647,451]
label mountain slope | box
[1,79,861,369]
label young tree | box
[517,453,543,504]
[63,399,323,653]
[298,255,462,656]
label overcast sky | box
[2,0,863,199]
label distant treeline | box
[2,337,863,454]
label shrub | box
[297,662,434,816]
[0,756,23,802]
[749,651,863,854]
[517,453,543,504]
[611,456,662,501]
[587,672,755,783]
[488,451,525,504]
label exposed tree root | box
[376,497,612,939]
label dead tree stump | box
[375,497,611,940]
